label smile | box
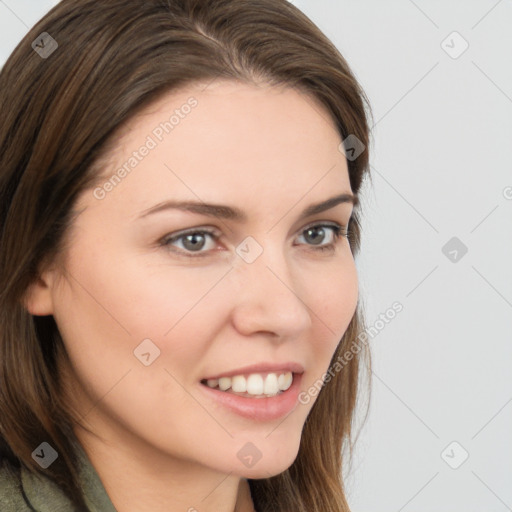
[199,370,303,421]
[201,371,293,398]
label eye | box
[160,228,219,256]
[295,223,347,251]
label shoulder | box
[0,457,78,512]
[0,460,33,511]
[0,443,117,512]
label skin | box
[26,80,358,512]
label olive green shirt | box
[0,444,117,511]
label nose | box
[230,245,313,340]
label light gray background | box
[1,1,511,510]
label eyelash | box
[159,222,349,258]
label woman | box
[0,0,372,510]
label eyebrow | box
[138,192,357,222]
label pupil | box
[183,233,205,251]
[305,227,324,245]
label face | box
[44,80,358,478]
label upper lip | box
[201,362,305,381]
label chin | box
[233,437,301,479]
[239,457,297,479]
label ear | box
[23,270,56,316]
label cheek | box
[51,253,237,444]
[57,246,232,341]
[301,255,358,374]
[51,248,235,400]
[307,255,358,333]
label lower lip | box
[199,373,303,421]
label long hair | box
[0,1,372,510]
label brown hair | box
[0,0,372,510]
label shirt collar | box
[21,441,117,512]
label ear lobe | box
[23,271,55,316]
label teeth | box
[218,377,231,391]
[231,375,247,393]
[204,371,294,397]
[278,372,293,391]
[264,373,279,396]
[247,374,264,395]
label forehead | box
[84,80,351,218]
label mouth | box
[198,363,304,421]
[200,371,294,399]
